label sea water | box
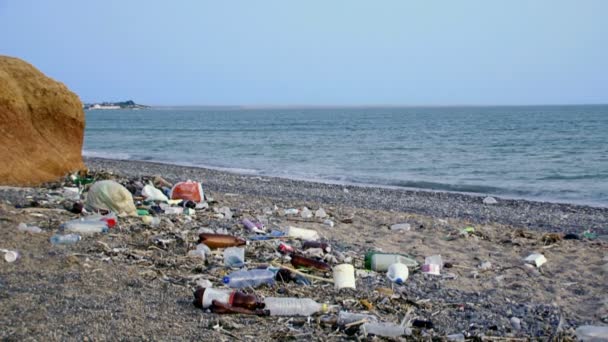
[84,105,608,206]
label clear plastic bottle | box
[338,311,378,325]
[263,297,328,316]
[50,234,82,245]
[62,219,109,234]
[222,269,275,288]
[360,322,412,337]
[575,325,608,341]
[18,223,42,233]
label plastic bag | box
[142,183,169,202]
[85,180,138,216]
[170,181,204,203]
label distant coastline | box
[83,100,148,110]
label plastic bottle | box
[285,226,319,241]
[387,262,409,284]
[193,288,263,310]
[62,219,109,234]
[290,254,331,272]
[575,325,608,341]
[242,219,264,233]
[338,311,378,325]
[198,233,247,249]
[364,252,419,271]
[50,234,82,245]
[263,297,329,316]
[360,322,412,337]
[17,223,42,233]
[223,269,275,288]
[224,247,245,267]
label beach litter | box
[85,180,138,216]
[1,248,19,262]
[0,167,603,341]
[524,253,547,268]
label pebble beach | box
[0,157,606,340]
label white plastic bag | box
[142,183,169,202]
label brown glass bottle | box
[193,288,264,310]
[302,241,331,253]
[290,254,331,272]
[198,233,247,249]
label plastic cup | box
[333,264,356,290]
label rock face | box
[0,56,85,185]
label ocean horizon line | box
[84,103,608,110]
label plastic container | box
[364,252,419,271]
[50,234,82,245]
[285,226,319,241]
[170,181,204,203]
[333,264,356,290]
[187,243,210,260]
[242,219,265,233]
[222,269,275,288]
[575,325,608,341]
[263,297,328,316]
[62,219,109,234]
[338,311,378,325]
[360,322,412,337]
[387,262,409,284]
[422,255,443,275]
[224,247,245,267]
[17,223,42,233]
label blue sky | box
[1,0,607,106]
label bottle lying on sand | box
[290,254,331,272]
[50,234,82,245]
[222,269,275,288]
[193,288,264,310]
[62,219,109,234]
[263,297,329,316]
[198,233,247,249]
[364,252,418,271]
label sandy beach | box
[1,157,606,340]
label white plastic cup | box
[285,226,320,241]
[387,262,409,284]
[333,264,356,290]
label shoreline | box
[85,157,608,234]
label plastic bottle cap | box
[321,303,329,313]
[222,276,230,284]
[396,278,403,285]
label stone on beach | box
[0,56,85,186]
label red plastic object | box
[170,181,204,203]
[101,217,117,228]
